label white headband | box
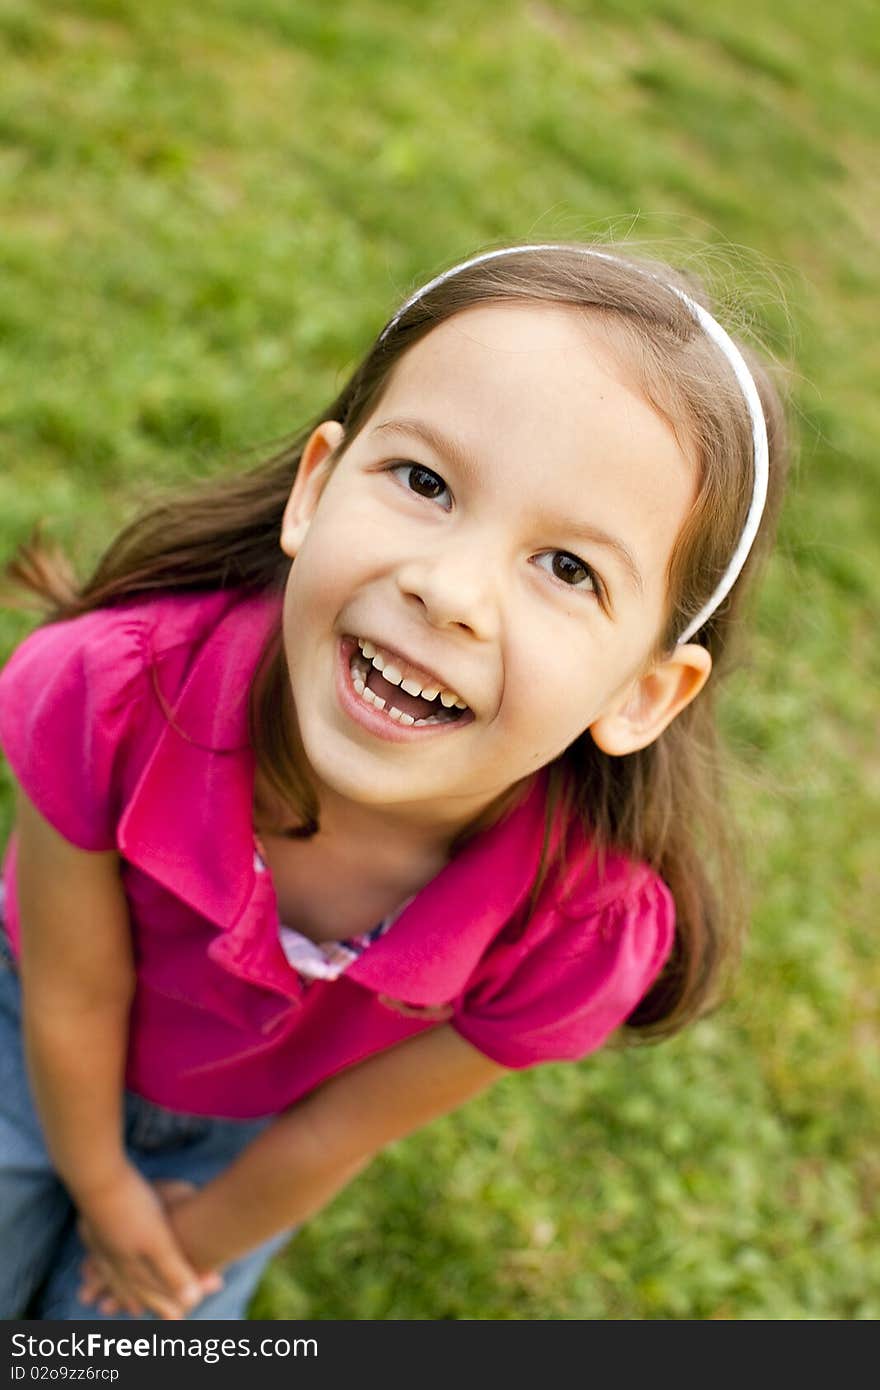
[380,244,769,645]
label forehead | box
[370,301,696,589]
[393,297,613,394]
[383,300,688,460]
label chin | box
[296,734,406,806]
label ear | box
[589,643,712,756]
[280,420,346,558]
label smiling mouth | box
[347,644,470,727]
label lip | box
[336,637,476,744]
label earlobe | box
[280,420,345,558]
[589,643,712,756]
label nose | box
[395,541,499,641]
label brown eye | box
[389,462,452,510]
[409,466,444,498]
[535,550,601,596]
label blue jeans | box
[0,927,292,1320]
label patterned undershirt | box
[252,834,413,981]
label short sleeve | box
[0,609,150,851]
[452,873,675,1068]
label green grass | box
[1,0,878,1319]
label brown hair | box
[2,244,790,1039]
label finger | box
[80,1252,120,1306]
[84,1228,194,1312]
[88,1251,156,1318]
[126,1254,195,1320]
[78,1252,105,1293]
[98,1287,178,1320]
[81,1221,201,1316]
[143,1238,205,1312]
[137,1228,221,1301]
[98,1262,143,1312]
[144,1291,190,1320]
[78,1278,113,1306]
[101,1269,185,1322]
[114,1286,145,1318]
[78,1261,103,1303]
[76,1224,190,1318]
[81,1270,144,1318]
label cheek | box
[500,630,633,754]
[284,526,353,612]
[502,644,591,736]
[297,497,395,589]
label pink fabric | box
[0,588,675,1119]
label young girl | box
[0,243,788,1320]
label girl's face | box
[279,301,707,837]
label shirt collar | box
[117,587,280,930]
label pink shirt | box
[0,588,674,1119]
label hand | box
[76,1169,223,1319]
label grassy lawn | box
[1,0,877,1319]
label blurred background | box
[0,0,877,1318]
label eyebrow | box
[371,416,645,596]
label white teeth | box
[355,675,385,710]
[354,639,468,712]
[438,689,468,710]
[351,650,451,728]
